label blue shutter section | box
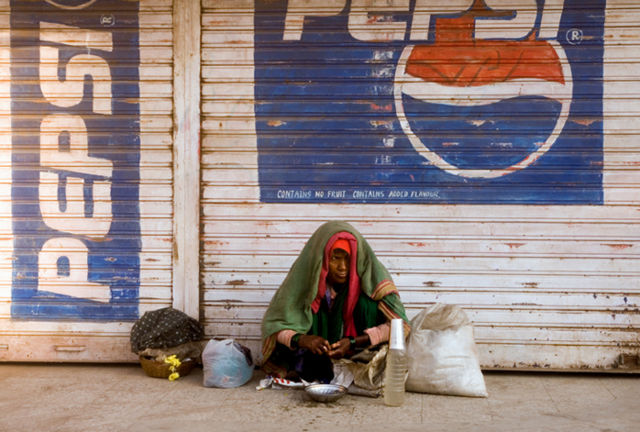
[1,0,174,362]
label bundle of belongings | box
[202,339,254,388]
[131,307,205,380]
[130,306,255,387]
[258,303,488,398]
[406,303,487,398]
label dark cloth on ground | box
[130,307,204,353]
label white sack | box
[406,303,488,397]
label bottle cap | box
[389,318,406,350]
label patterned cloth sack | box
[130,307,204,353]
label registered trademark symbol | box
[100,14,115,27]
[566,28,583,45]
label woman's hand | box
[298,335,331,355]
[328,338,351,359]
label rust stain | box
[268,120,285,127]
[522,282,538,289]
[370,103,392,112]
[366,15,384,25]
[572,117,598,126]
[408,242,426,247]
[614,353,640,369]
[601,243,633,250]
[227,279,247,286]
[423,281,441,288]
[89,236,111,243]
[505,242,525,249]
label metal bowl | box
[304,384,348,403]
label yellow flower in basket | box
[164,355,182,381]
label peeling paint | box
[369,120,392,129]
[383,136,395,148]
[506,243,525,249]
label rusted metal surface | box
[200,0,640,369]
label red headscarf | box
[311,232,360,337]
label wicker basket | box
[139,355,196,379]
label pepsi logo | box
[394,16,573,179]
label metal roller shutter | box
[201,0,639,371]
[0,0,174,362]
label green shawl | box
[261,220,408,363]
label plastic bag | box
[202,339,254,388]
[406,303,488,397]
[332,345,387,398]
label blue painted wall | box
[254,0,604,204]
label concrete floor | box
[1,363,638,432]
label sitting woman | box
[261,220,409,382]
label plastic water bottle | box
[384,318,408,406]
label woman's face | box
[327,248,349,285]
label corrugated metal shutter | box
[201,0,639,371]
[0,0,174,362]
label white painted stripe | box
[401,78,570,107]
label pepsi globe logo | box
[394,39,573,179]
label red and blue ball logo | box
[395,14,573,178]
